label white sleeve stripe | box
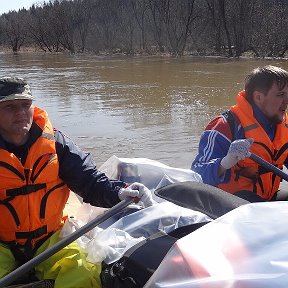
[199,130,231,163]
[199,130,216,163]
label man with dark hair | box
[0,77,154,287]
[192,65,288,202]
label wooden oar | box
[0,198,133,288]
[249,152,288,182]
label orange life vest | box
[0,107,70,246]
[218,91,288,200]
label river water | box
[1,52,288,169]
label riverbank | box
[2,47,288,61]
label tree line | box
[0,0,287,58]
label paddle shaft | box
[0,197,133,287]
[249,152,288,182]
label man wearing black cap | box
[0,77,154,287]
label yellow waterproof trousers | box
[0,231,102,288]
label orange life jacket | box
[0,107,70,246]
[218,91,288,200]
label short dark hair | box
[244,65,288,102]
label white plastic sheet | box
[61,201,211,264]
[74,155,202,204]
[144,201,288,288]
[99,155,202,200]
[61,156,205,264]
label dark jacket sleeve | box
[54,129,126,208]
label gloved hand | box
[220,138,253,170]
[118,182,156,207]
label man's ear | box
[252,90,263,105]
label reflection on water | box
[1,52,287,169]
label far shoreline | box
[2,46,288,61]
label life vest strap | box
[221,110,236,141]
[2,231,53,265]
[15,225,47,240]
[0,161,25,181]
[6,183,47,197]
[0,200,20,226]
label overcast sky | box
[0,0,44,15]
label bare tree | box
[160,0,199,56]
[0,0,287,58]
[204,0,224,54]
[250,0,288,58]
[228,0,255,57]
[28,3,62,52]
[1,10,27,53]
[90,0,122,52]
[129,0,149,51]
[217,0,233,57]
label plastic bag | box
[144,202,288,288]
[60,201,211,264]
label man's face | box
[0,100,34,143]
[254,82,288,124]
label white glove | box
[118,182,156,207]
[220,138,253,170]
